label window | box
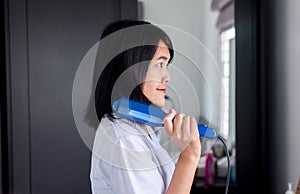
[220,27,235,144]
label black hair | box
[85,20,174,128]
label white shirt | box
[90,115,175,194]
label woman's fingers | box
[164,110,200,154]
[190,117,199,141]
[164,109,176,135]
[173,113,184,138]
[181,115,190,142]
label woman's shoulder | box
[95,115,148,147]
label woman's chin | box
[151,100,165,108]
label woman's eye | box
[156,62,163,68]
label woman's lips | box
[156,88,166,93]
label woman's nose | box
[162,69,171,83]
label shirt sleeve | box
[109,136,166,194]
[91,119,174,194]
[91,135,168,194]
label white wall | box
[139,0,222,133]
[272,0,300,192]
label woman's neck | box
[139,124,152,140]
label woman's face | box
[142,40,171,108]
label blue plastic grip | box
[112,97,217,139]
[197,124,217,139]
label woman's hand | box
[164,109,201,163]
[164,109,201,194]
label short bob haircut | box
[85,20,174,128]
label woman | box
[90,20,201,194]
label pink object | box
[205,152,215,186]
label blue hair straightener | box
[112,97,216,139]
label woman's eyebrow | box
[156,56,169,61]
